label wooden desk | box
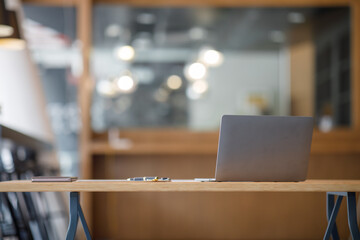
[0,180,359,240]
[0,179,360,192]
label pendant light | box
[0,7,25,50]
[0,0,13,37]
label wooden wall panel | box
[289,22,315,117]
[308,154,360,179]
[351,0,360,129]
[92,154,360,240]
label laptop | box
[214,115,313,182]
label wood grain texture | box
[289,22,315,117]
[78,0,93,180]
[77,0,94,229]
[352,0,360,129]
[1,179,360,192]
[93,192,342,240]
[91,154,360,240]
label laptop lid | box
[215,115,313,182]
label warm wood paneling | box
[77,0,94,230]
[308,154,360,179]
[289,22,315,117]
[78,0,93,180]
[352,0,360,129]
[92,153,360,240]
[94,192,338,240]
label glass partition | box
[90,6,351,132]
[23,5,80,176]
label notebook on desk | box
[214,115,313,182]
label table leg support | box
[324,192,360,240]
[324,194,343,240]
[78,201,92,240]
[66,192,92,240]
[326,193,340,240]
[346,192,360,240]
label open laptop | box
[214,115,313,182]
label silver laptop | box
[215,115,313,182]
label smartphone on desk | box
[31,176,78,182]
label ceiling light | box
[166,75,182,90]
[0,38,25,50]
[184,62,207,81]
[0,24,12,36]
[288,12,305,24]
[115,74,136,93]
[115,45,135,61]
[0,0,13,37]
[0,10,25,50]
[0,9,25,49]
[200,49,224,67]
[96,79,117,97]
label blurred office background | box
[0,0,359,239]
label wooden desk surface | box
[0,179,360,192]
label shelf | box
[91,141,218,155]
[89,129,360,156]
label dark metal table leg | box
[324,192,360,240]
[66,192,92,240]
[346,192,360,240]
[78,202,92,240]
[66,192,79,240]
[326,193,340,240]
[324,195,343,240]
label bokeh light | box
[115,45,135,61]
[166,75,183,90]
[115,74,136,93]
[184,62,207,81]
